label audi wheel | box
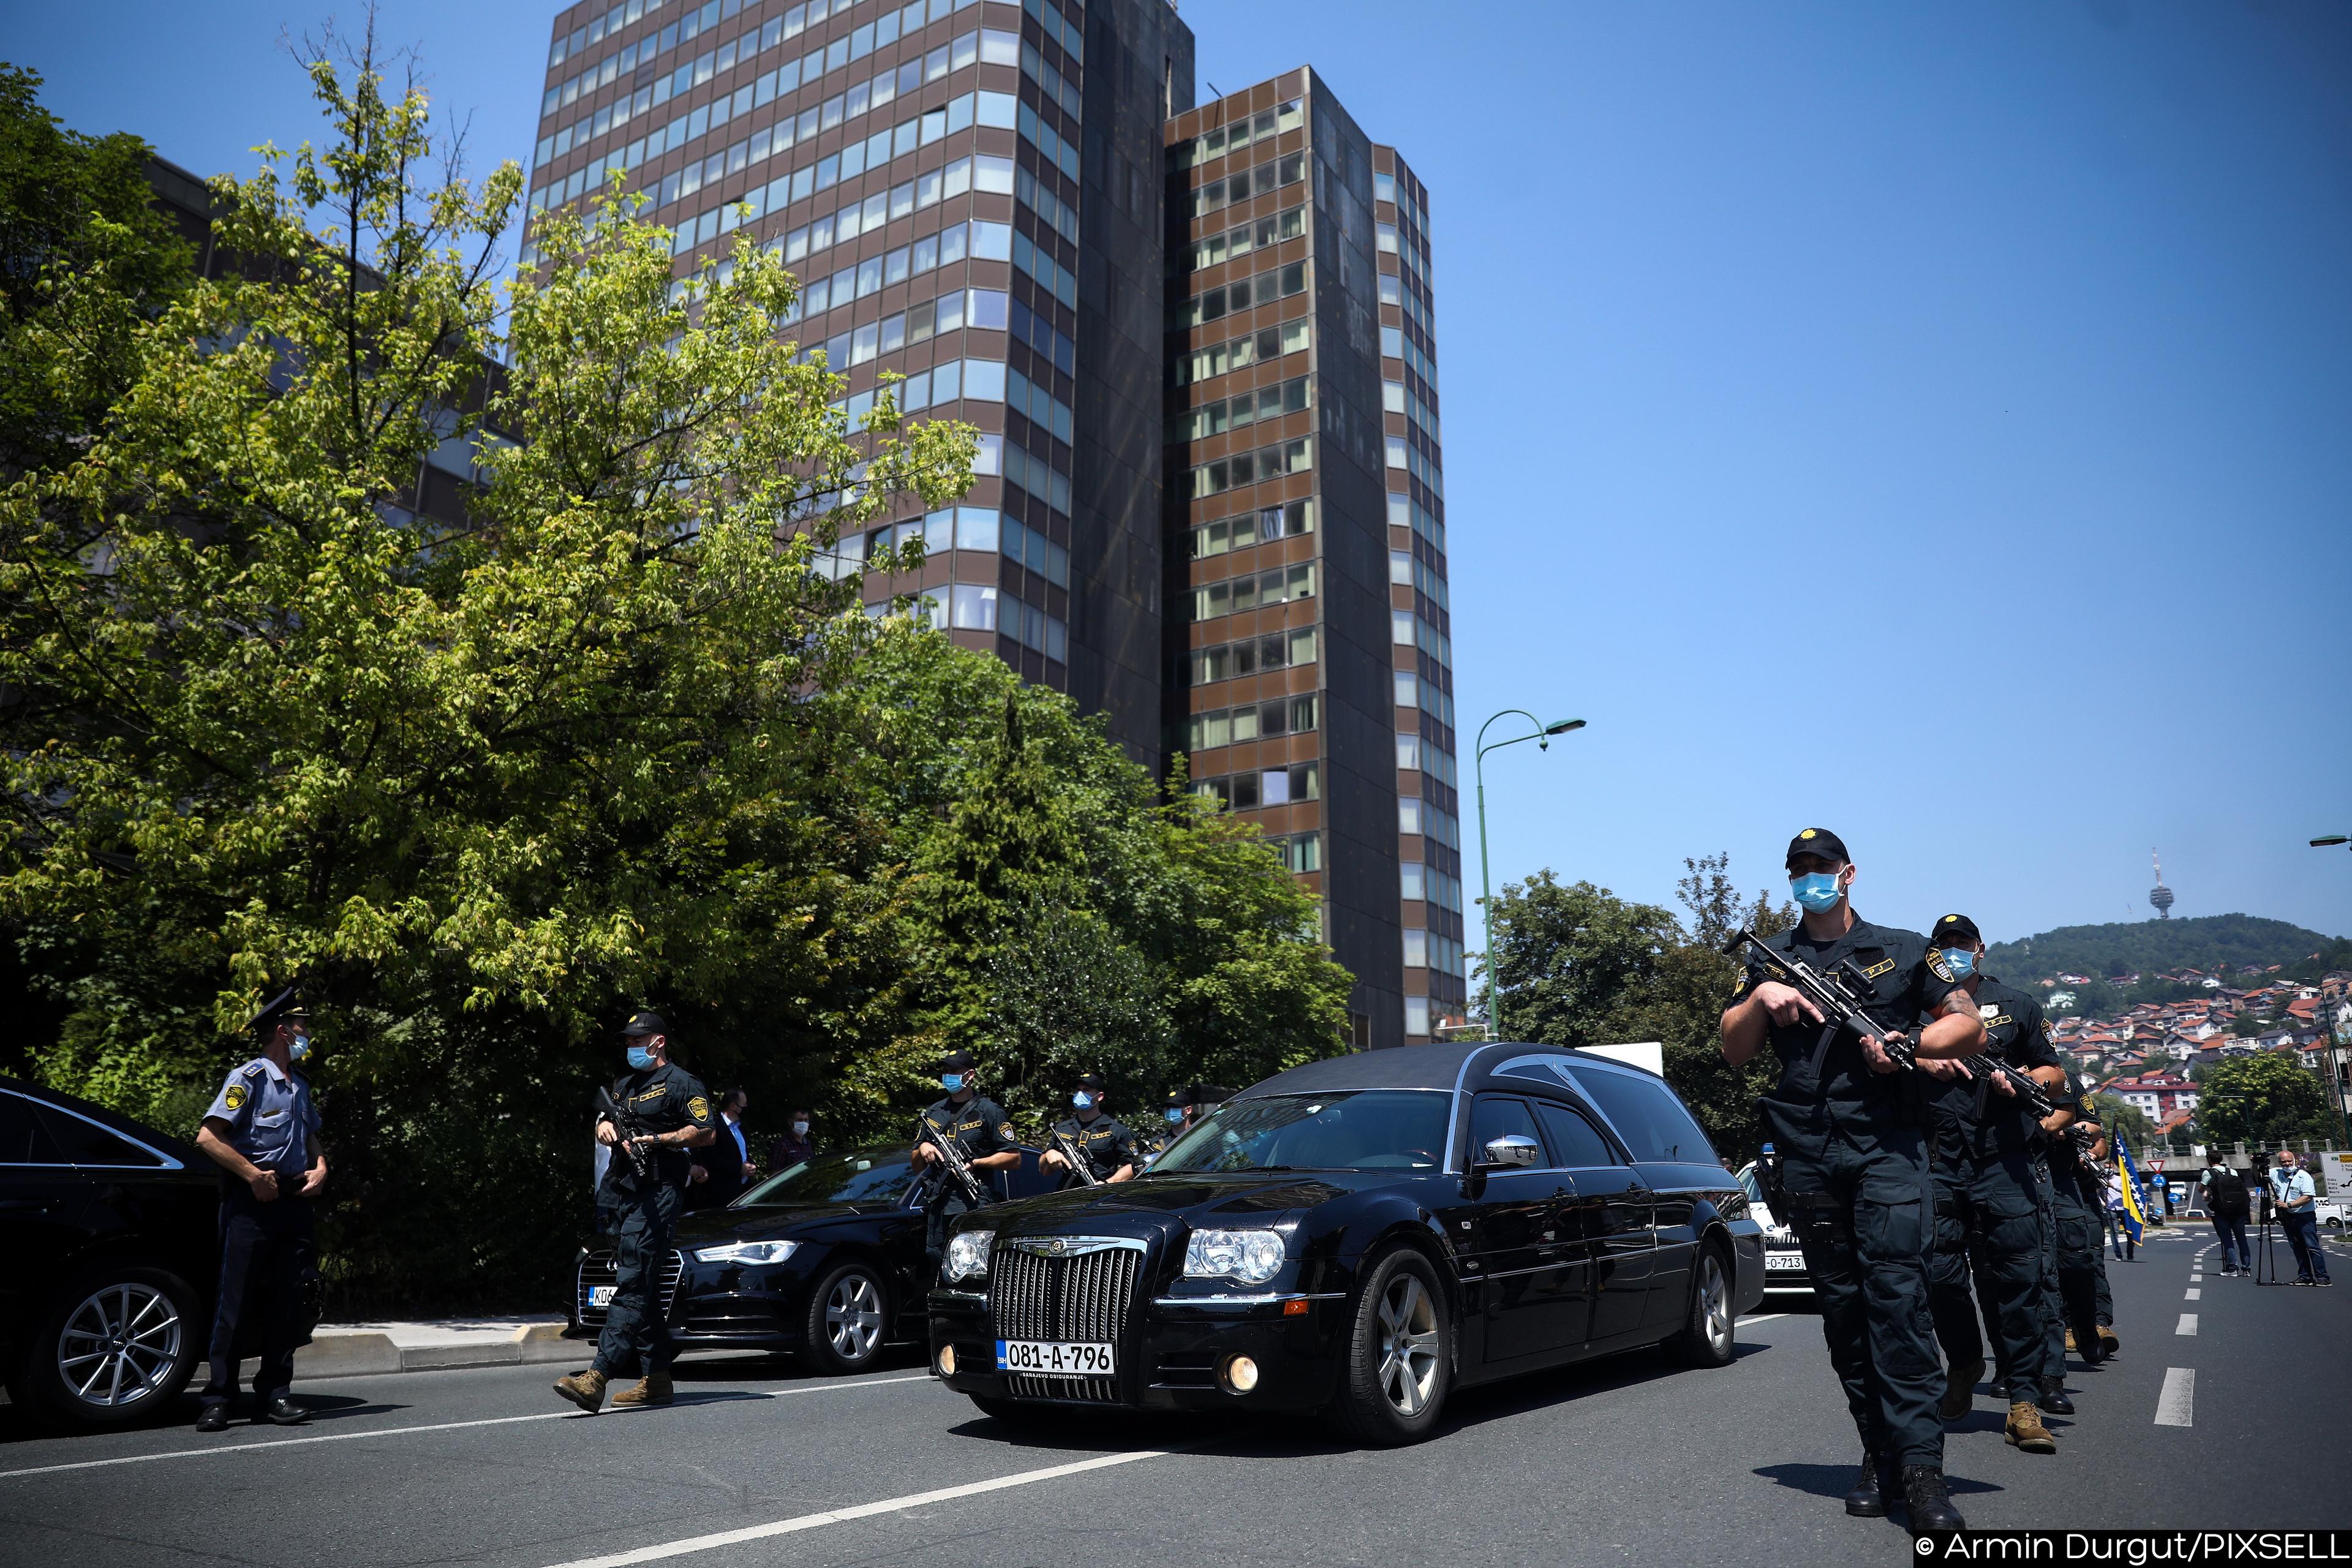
[18,1266,202,1430]
[800,1260,889,1375]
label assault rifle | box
[1048,1126,1102,1188]
[1722,927,1918,1077]
[1971,1055,2057,1124]
[916,1113,992,1208]
[595,1085,654,1186]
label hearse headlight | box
[692,1240,801,1265]
[944,1229,995,1283]
[1184,1229,1286,1286]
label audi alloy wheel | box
[802,1261,889,1374]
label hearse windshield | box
[1152,1091,1450,1174]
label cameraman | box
[2199,1155,2252,1277]
[2270,1149,2334,1286]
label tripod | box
[2253,1192,2284,1286]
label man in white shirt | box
[2270,1150,2332,1286]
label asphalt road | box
[2,1223,2345,1568]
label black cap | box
[248,986,309,1036]
[1167,1084,1232,1109]
[619,1011,668,1038]
[1785,828,1849,869]
[1930,913,1982,947]
[938,1049,977,1074]
[1072,1072,1106,1092]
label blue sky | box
[15,1,2351,946]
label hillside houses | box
[2041,970,2348,1123]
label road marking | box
[2184,1287,2201,1300]
[2155,1367,2195,1427]
[537,1447,1175,1567]
[1739,1313,1786,1325]
[2176,1313,2198,1335]
[0,1371,935,1482]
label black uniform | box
[1923,976,2059,1398]
[2043,1085,2106,1360]
[1049,1113,1136,1184]
[593,1063,715,1381]
[1732,913,1961,1474]
[915,1093,1017,1257]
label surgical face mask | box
[1789,871,1844,913]
[791,1120,809,1136]
[941,1073,965,1093]
[1166,1107,1185,1125]
[1072,1091,1095,1110]
[1939,948,1977,980]
[626,1044,655,1071]
[288,1033,312,1063]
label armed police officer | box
[554,1012,716,1414]
[2046,1080,2116,1362]
[911,1051,1022,1262]
[1912,914,2064,1453]
[1719,830,1984,1533]
[191,987,326,1432]
[1040,1074,1139,1185]
[1144,1084,1229,1162]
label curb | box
[260,1323,581,1383]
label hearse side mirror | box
[1479,1134,1542,1170]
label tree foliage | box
[2193,1054,2337,1150]
[1986,914,2344,987]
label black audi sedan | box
[926,1043,1767,1444]
[566,1142,1061,1374]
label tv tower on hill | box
[2149,850,2174,919]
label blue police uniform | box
[200,1055,320,1409]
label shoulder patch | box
[998,1122,1016,1139]
[1928,954,1954,983]
[687,1096,710,1120]
[224,1084,247,1111]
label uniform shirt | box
[1926,976,2059,1160]
[1730,912,1961,1145]
[204,1057,320,1180]
[914,1094,1017,1202]
[1050,1114,1136,1182]
[597,1062,716,1194]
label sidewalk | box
[284,1316,576,1381]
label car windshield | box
[736,1145,915,1207]
[1150,1091,1450,1174]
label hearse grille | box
[989,1238,1141,1403]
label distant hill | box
[1985,914,2343,985]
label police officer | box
[911,1051,1022,1260]
[191,987,326,1431]
[1040,1074,1139,1185]
[554,1012,716,1414]
[1719,829,1983,1532]
[2043,1077,2111,1370]
[1911,914,2062,1453]
[1146,1084,1229,1157]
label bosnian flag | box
[2114,1134,2148,1246]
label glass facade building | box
[525,10,1457,1047]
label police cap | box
[1167,1084,1232,1109]
[1072,1072,1107,1093]
[1784,827,1849,870]
[1930,913,1983,948]
[937,1049,978,1074]
[248,986,310,1036]
[619,1011,669,1038]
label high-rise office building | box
[524,4,1458,1047]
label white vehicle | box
[1735,1161,1814,1300]
[2315,1197,2347,1231]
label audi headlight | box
[1184,1229,1286,1286]
[944,1229,995,1283]
[692,1240,800,1265]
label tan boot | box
[2064,1329,2078,1352]
[2005,1400,2056,1453]
[552,1368,608,1413]
[609,1370,674,1408]
[1939,1357,1983,1422]
[2097,1326,2119,1356]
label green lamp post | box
[1473,710,1585,1041]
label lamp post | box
[1474,710,1585,1042]
[2307,836,2352,1148]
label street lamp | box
[1474,710,1585,1042]
[2310,835,2349,849]
[2308,836,2352,1146]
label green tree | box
[2194,1054,2335,1149]
[2087,1094,2154,1152]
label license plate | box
[1766,1251,1807,1273]
[588,1285,616,1306]
[995,1339,1116,1376]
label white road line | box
[1740,1313,1787,1325]
[2176,1313,2198,1335]
[538,1447,1175,1568]
[2155,1367,2196,1427]
[0,1371,935,1482]
[2184,1287,2201,1300]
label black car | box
[927,1042,1768,1445]
[565,1142,1063,1374]
[0,1074,285,1429]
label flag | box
[2114,1134,2147,1246]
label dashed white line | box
[537,1447,1177,1567]
[2184,1287,2201,1300]
[2155,1367,2196,1427]
[2176,1313,2199,1335]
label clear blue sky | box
[14,2,2351,947]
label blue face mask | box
[1940,948,1977,979]
[626,1044,655,1071]
[1790,872,1844,913]
[1072,1091,1094,1110]
[288,1033,312,1063]
[941,1073,965,1093]
[1166,1107,1185,1125]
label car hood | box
[671,1202,901,1242]
[981,1170,1408,1238]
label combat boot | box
[2005,1400,2057,1453]
[610,1370,674,1408]
[1843,1449,1893,1518]
[2063,1328,2077,1352]
[2096,1325,2119,1357]
[552,1368,608,1413]
[1939,1356,1983,1422]
[2037,1376,2075,1415]
[1901,1466,1966,1532]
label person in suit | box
[690,1088,757,1208]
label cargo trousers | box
[1926,1144,2048,1393]
[593,1180,683,1380]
